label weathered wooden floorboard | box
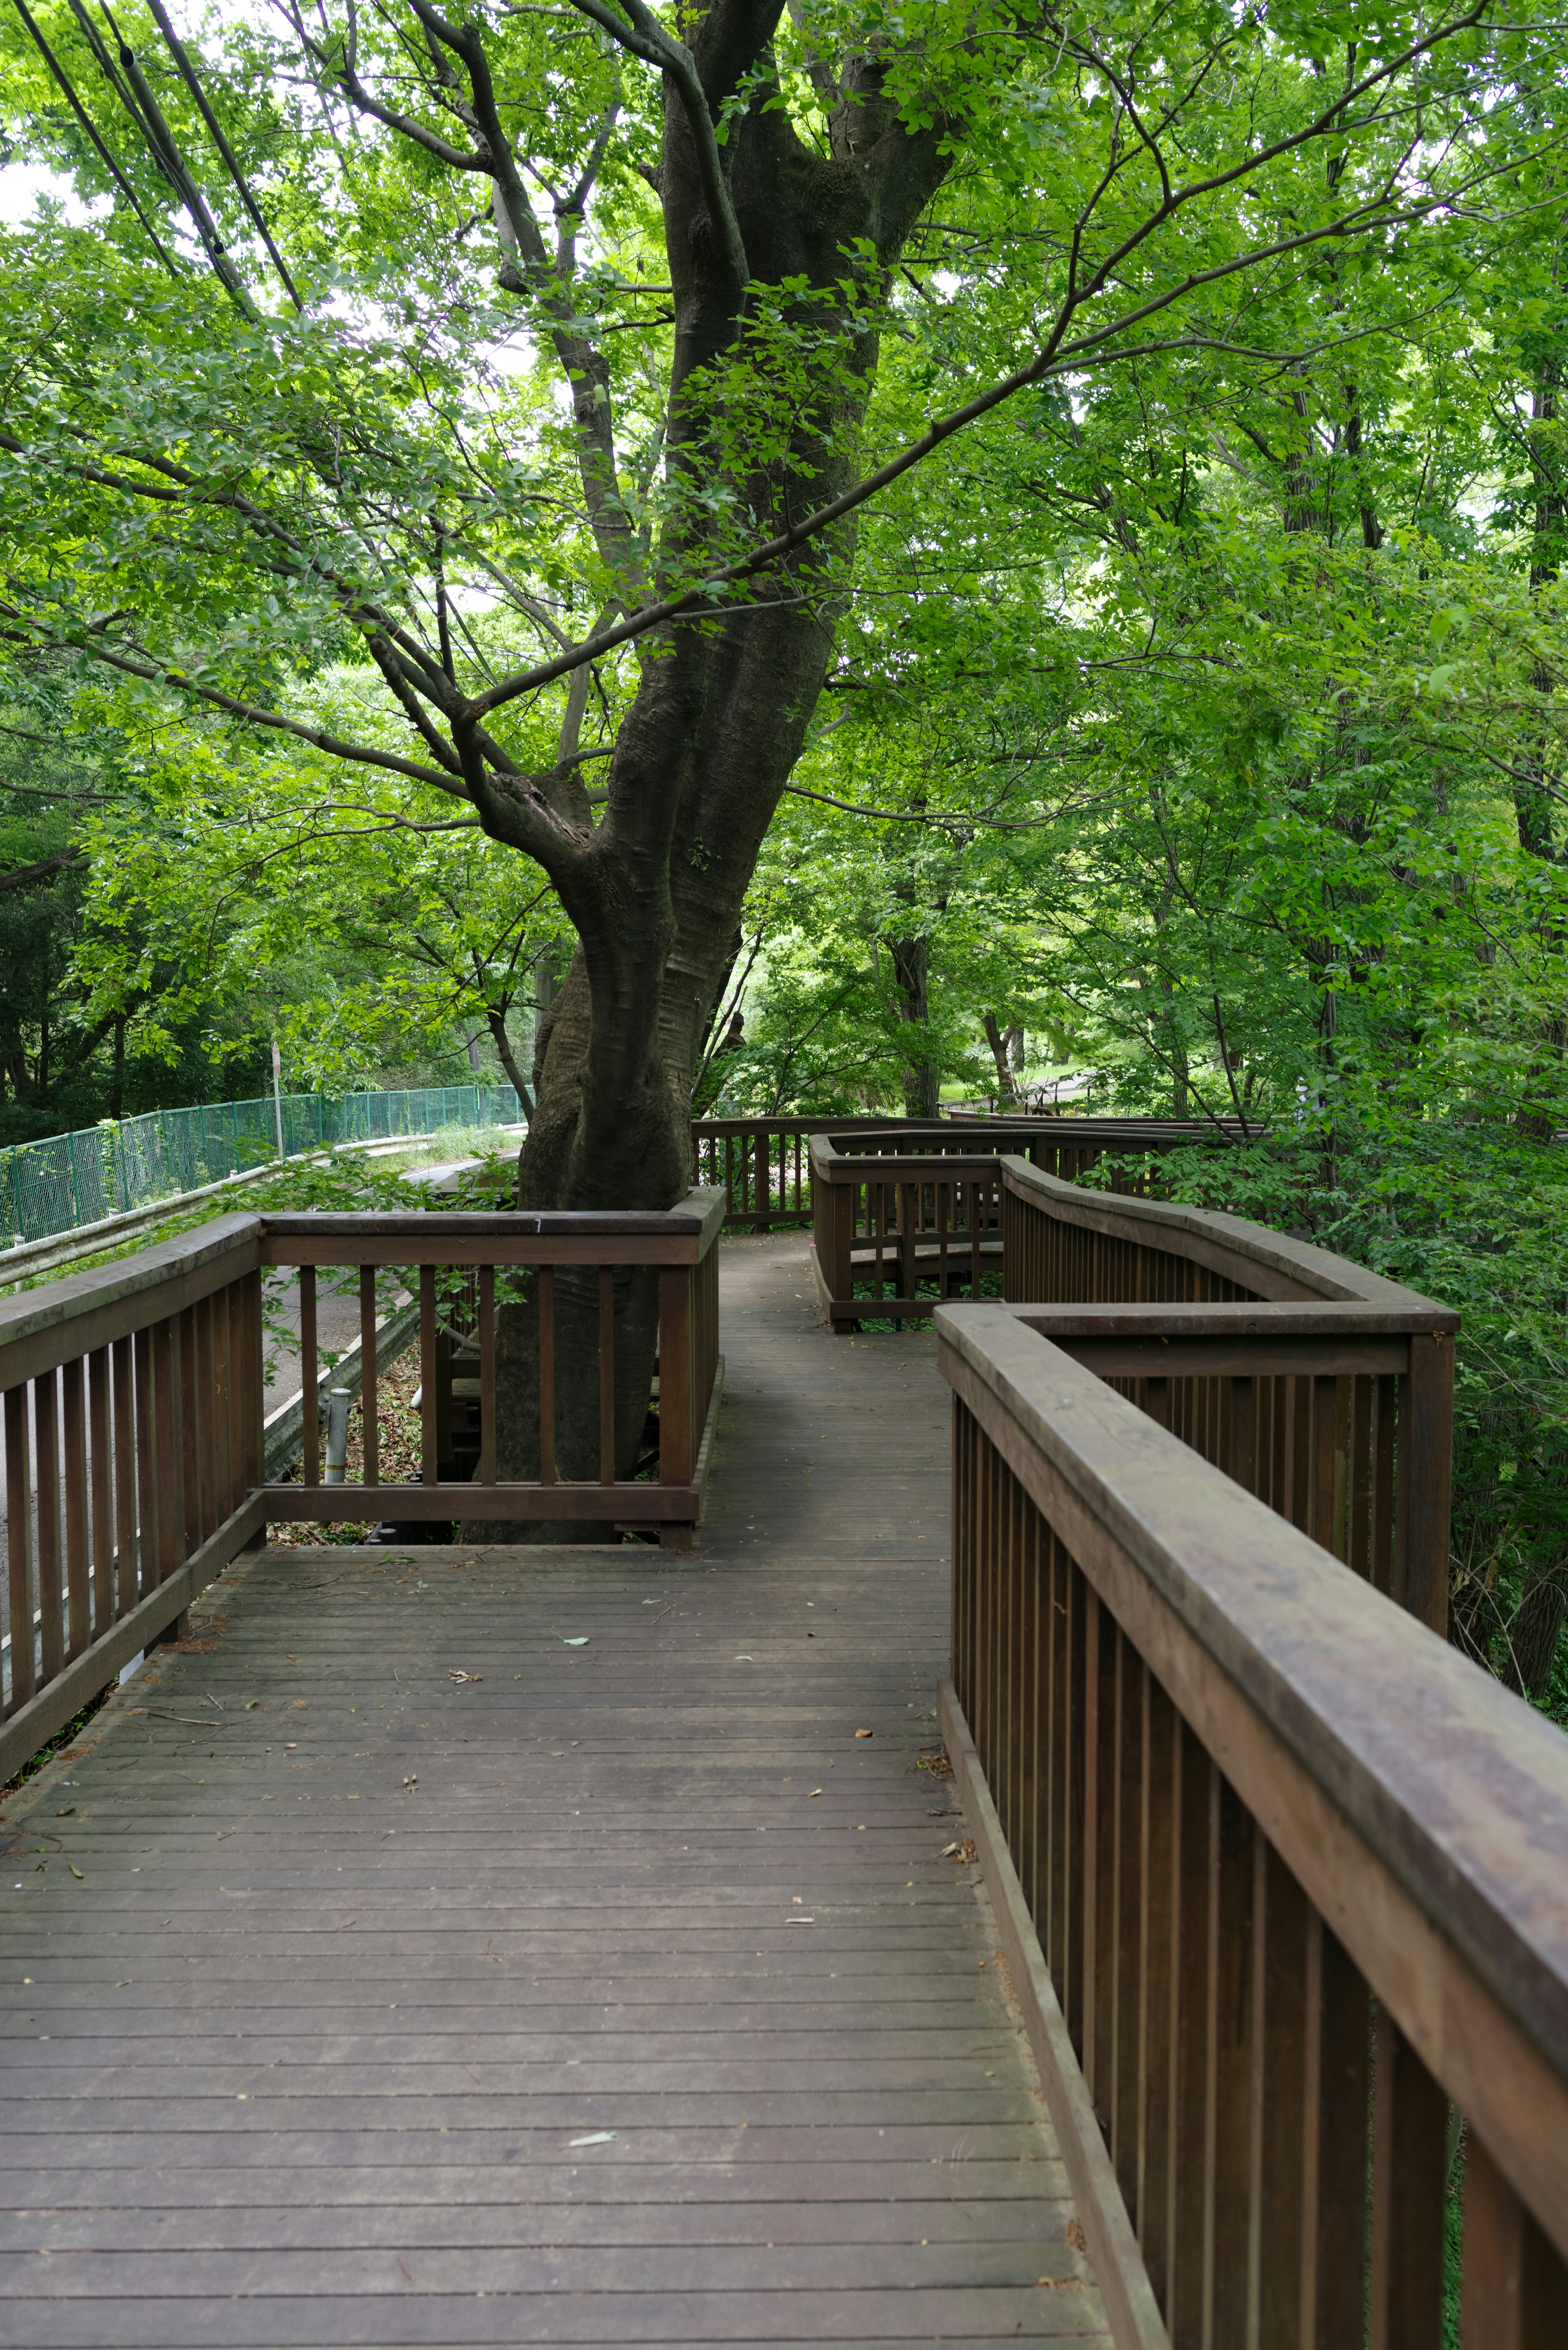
[0,1235,1109,2347]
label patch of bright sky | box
[0,161,107,227]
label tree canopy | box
[4,0,1568,1648]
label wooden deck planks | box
[0,1235,1109,2348]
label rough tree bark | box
[389,0,960,1518]
[887,933,940,1119]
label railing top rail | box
[998,1153,1454,1320]
[259,1185,728,1265]
[698,1113,1253,1144]
[999,1298,1459,1340]
[806,1139,1016,1182]
[937,1298,1568,2105]
[0,1211,262,1387]
[0,1190,729,1387]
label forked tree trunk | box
[480,595,847,1531]
[457,19,953,1527]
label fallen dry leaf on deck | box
[854,1728,873,1739]
[1067,2219,1088,2255]
[448,1671,484,1683]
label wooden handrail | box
[938,1301,1568,2341]
[691,1112,1242,1230]
[807,1134,1457,1630]
[0,1189,726,1785]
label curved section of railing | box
[0,1191,725,1784]
[808,1136,1457,1633]
[937,1302,1568,2348]
[695,1113,1233,1229]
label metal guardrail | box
[0,1083,523,1247]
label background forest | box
[1,0,1567,1699]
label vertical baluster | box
[1254,1844,1311,2350]
[479,1267,496,1485]
[1460,2134,1568,2346]
[1228,1375,1257,1496]
[659,1264,694,1490]
[538,1266,556,1485]
[1083,1593,1115,2114]
[1207,1785,1258,2350]
[241,1269,264,1499]
[1369,2011,1449,2350]
[4,1384,34,1709]
[1112,1639,1143,2199]
[300,1266,320,1487]
[87,1347,111,1634]
[181,1302,203,1548]
[1167,1732,1214,2342]
[151,1318,183,1585]
[1372,1373,1397,1596]
[1047,1532,1073,1991]
[113,1336,137,1610]
[1016,1502,1040,1923]
[1310,1374,1338,1556]
[1304,1918,1371,2344]
[1065,1557,1089,2051]
[419,1265,437,1490]
[34,1371,62,1680]
[358,1266,379,1487]
[210,1290,233,1524]
[599,1266,616,1487]
[1137,1673,1178,2306]
[60,1357,88,1661]
[134,1328,156,1602]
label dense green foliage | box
[2,0,1568,1685]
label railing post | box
[658,1263,695,1549]
[1394,1331,1454,1636]
[657,1266,693,1485]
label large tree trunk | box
[484,595,847,1530]
[460,18,952,1524]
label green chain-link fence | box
[0,1083,523,1246]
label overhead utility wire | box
[6,0,182,274]
[71,0,254,311]
[143,0,302,310]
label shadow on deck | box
[0,1236,1108,2348]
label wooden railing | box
[938,1303,1568,2348]
[810,1140,1456,1634]
[0,1190,724,1784]
[695,1113,1231,1229]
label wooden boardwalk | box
[0,1237,1108,2348]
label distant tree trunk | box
[887,933,940,1117]
[486,1012,535,1119]
[1517,358,1567,1138]
[1159,973,1189,1116]
[982,1013,1018,1106]
[1506,1556,1568,1701]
